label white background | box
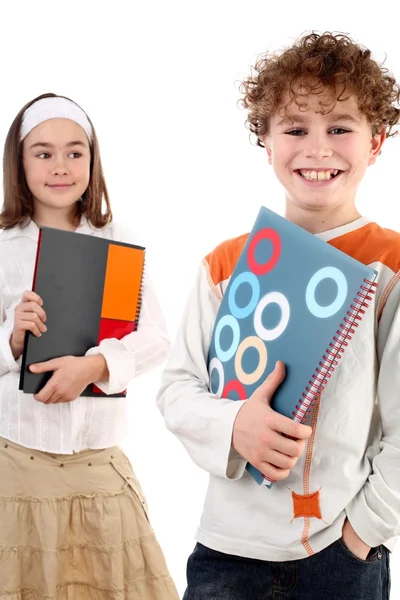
[1,1,399,597]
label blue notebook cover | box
[208,206,377,487]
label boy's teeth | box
[299,169,339,181]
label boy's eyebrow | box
[276,112,360,126]
[28,140,87,149]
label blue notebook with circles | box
[208,206,377,487]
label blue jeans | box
[183,541,390,600]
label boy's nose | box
[302,143,333,160]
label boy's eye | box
[285,127,351,136]
[330,127,350,135]
[285,129,306,136]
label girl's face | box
[22,118,91,217]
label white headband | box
[20,97,93,142]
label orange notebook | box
[19,227,145,397]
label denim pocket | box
[337,537,383,564]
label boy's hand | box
[341,519,371,560]
[232,361,312,482]
[10,291,47,359]
[29,355,108,403]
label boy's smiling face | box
[263,89,385,225]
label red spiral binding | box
[291,278,378,424]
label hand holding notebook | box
[231,360,312,484]
[10,290,48,360]
[208,206,377,487]
[19,226,145,398]
[28,354,109,404]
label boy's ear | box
[262,136,273,164]
[369,128,386,165]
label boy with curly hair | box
[158,32,400,599]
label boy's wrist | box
[342,518,371,560]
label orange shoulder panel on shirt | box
[328,222,400,273]
[205,222,400,289]
[205,233,249,287]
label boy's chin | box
[287,195,340,212]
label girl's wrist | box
[10,334,23,360]
[84,354,109,384]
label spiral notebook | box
[208,206,377,487]
[19,227,145,397]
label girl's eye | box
[285,129,306,136]
[36,152,82,159]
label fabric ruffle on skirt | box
[0,438,179,599]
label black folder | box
[19,227,145,397]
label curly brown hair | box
[0,92,113,230]
[239,32,400,147]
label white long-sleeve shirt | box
[157,216,400,560]
[0,217,170,453]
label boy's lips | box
[294,168,344,185]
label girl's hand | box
[30,355,108,403]
[10,291,47,359]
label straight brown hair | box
[0,93,112,229]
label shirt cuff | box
[346,492,392,548]
[205,398,248,480]
[226,446,247,479]
[85,341,135,396]
[0,326,21,375]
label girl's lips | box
[47,184,73,190]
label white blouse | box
[0,217,170,453]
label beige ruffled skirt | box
[0,437,179,599]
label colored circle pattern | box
[235,336,268,385]
[228,271,260,319]
[214,314,240,362]
[211,236,350,413]
[222,379,247,400]
[254,291,290,341]
[305,266,348,318]
[247,228,281,276]
[209,357,224,397]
